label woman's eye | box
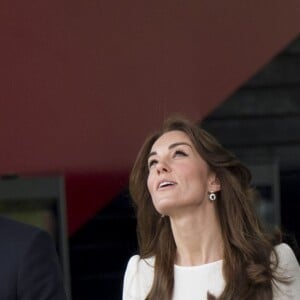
[174,150,187,157]
[148,160,157,168]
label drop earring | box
[208,191,216,201]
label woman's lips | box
[157,180,177,190]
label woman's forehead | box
[150,130,192,151]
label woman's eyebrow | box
[168,142,192,150]
[148,151,157,159]
[148,142,192,159]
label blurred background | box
[0,1,299,299]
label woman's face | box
[147,130,220,215]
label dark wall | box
[202,37,300,244]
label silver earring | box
[208,191,216,201]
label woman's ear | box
[208,174,221,192]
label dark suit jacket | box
[0,216,67,300]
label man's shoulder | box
[0,216,45,246]
[0,215,42,232]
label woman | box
[123,116,300,299]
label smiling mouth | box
[157,181,177,190]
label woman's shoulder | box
[274,243,299,268]
[123,255,155,299]
[124,254,155,281]
[272,243,300,299]
[126,255,155,269]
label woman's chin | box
[154,201,176,216]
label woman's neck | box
[170,205,223,266]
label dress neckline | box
[174,259,223,269]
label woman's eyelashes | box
[173,149,188,157]
[148,150,188,169]
[148,159,158,169]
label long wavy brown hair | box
[129,116,282,300]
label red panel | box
[0,0,299,233]
[65,171,129,234]
[1,0,299,174]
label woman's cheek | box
[147,175,154,196]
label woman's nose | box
[156,160,170,173]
